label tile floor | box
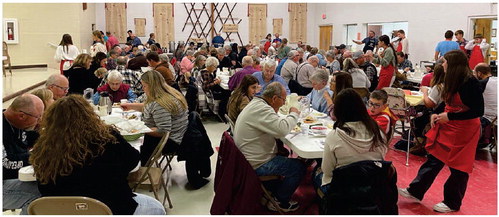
[2,68,497,215]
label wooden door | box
[105,3,127,43]
[289,3,307,43]
[319,25,332,51]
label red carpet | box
[257,136,497,215]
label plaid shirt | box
[100,65,143,96]
[397,59,413,71]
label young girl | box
[54,34,80,74]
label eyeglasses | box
[276,95,286,101]
[52,84,69,91]
[367,100,381,109]
[19,110,41,120]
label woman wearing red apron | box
[370,35,397,90]
[466,34,490,70]
[398,50,484,213]
[54,34,80,74]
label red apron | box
[59,60,73,74]
[459,45,466,53]
[425,94,480,173]
[376,64,395,90]
[468,45,484,70]
[396,39,403,52]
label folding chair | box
[383,87,418,166]
[128,133,173,209]
[3,41,12,77]
[490,116,497,151]
[225,114,235,133]
[28,196,112,215]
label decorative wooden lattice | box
[105,3,127,43]
[182,3,243,45]
[153,3,174,46]
[289,3,307,43]
[248,4,267,45]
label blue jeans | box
[3,179,41,214]
[132,193,166,215]
[255,156,306,204]
[312,171,331,196]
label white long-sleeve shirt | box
[54,45,80,62]
[465,40,490,59]
[90,42,107,57]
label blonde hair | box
[73,53,92,68]
[30,95,117,184]
[92,30,104,43]
[32,89,53,109]
[94,67,108,78]
[141,70,188,115]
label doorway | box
[319,25,333,51]
[470,17,497,63]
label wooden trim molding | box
[3,80,46,102]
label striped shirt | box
[143,100,188,144]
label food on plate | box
[112,103,121,108]
[129,129,139,133]
[303,116,315,123]
[127,114,137,120]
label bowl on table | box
[122,133,144,141]
[310,126,328,136]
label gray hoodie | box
[321,121,387,186]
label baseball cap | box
[335,44,346,50]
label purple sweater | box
[228,66,258,91]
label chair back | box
[28,196,112,215]
[133,132,169,185]
[382,87,408,118]
[3,41,9,58]
[225,114,235,132]
[321,160,398,215]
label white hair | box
[107,70,123,82]
[159,53,170,62]
[310,69,329,83]
[261,59,277,69]
[205,56,219,68]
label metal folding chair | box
[28,196,112,215]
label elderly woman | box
[121,70,188,164]
[64,53,101,94]
[343,58,371,89]
[200,56,231,122]
[180,50,195,75]
[30,95,165,215]
[92,71,137,104]
[305,69,334,113]
[326,50,340,74]
[191,55,206,78]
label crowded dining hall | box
[2,2,498,215]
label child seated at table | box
[367,90,398,136]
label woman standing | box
[30,95,166,215]
[398,50,484,213]
[64,53,101,94]
[90,30,107,57]
[54,34,80,74]
[227,74,259,122]
[121,70,188,165]
[369,35,397,90]
[314,88,387,195]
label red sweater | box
[97,83,130,103]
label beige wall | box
[3,3,96,69]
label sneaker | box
[398,188,421,202]
[266,201,300,212]
[433,202,457,213]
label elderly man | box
[228,56,257,91]
[93,71,137,104]
[46,74,69,100]
[296,55,319,95]
[146,52,175,87]
[281,50,300,84]
[3,94,44,212]
[253,59,290,96]
[216,47,232,70]
[234,82,305,212]
[353,51,378,92]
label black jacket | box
[320,160,398,215]
[177,111,214,161]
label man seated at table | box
[234,82,305,212]
[474,63,497,147]
[46,74,69,100]
[93,71,137,105]
[3,94,44,213]
[396,52,413,72]
[228,56,257,91]
[253,59,290,96]
[367,90,398,135]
